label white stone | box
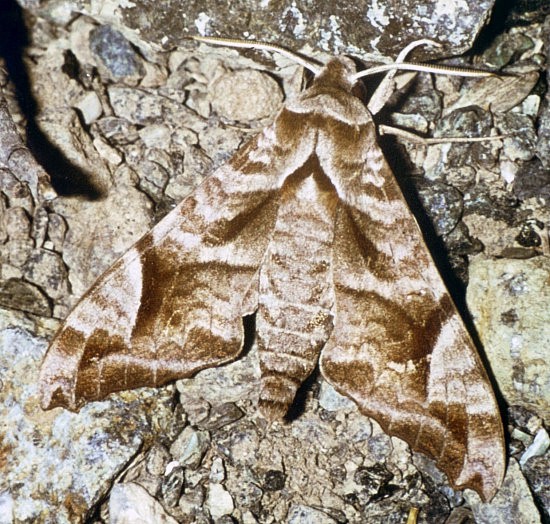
[93,136,122,165]
[499,160,518,185]
[207,483,234,519]
[164,460,181,475]
[520,428,550,466]
[109,483,178,524]
[138,124,171,148]
[210,456,226,483]
[0,491,14,524]
[75,91,103,124]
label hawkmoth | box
[39,37,506,501]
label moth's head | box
[312,57,359,92]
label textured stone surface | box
[2,0,548,522]
[109,483,179,524]
[209,69,283,122]
[207,483,235,519]
[0,315,176,523]
[115,0,494,59]
[466,460,542,524]
[522,453,550,522]
[467,256,550,424]
[287,504,339,524]
[89,25,144,80]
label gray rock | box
[104,0,494,60]
[522,454,550,520]
[287,504,338,524]
[176,345,259,407]
[161,464,185,507]
[108,86,174,126]
[467,256,550,424]
[22,247,69,300]
[90,25,144,79]
[199,402,245,431]
[494,112,537,162]
[210,69,283,122]
[178,485,205,517]
[146,443,172,476]
[210,457,226,483]
[95,116,140,144]
[0,278,51,316]
[465,459,541,524]
[51,182,154,299]
[0,320,174,522]
[169,426,210,469]
[444,71,539,115]
[318,381,355,412]
[416,180,464,236]
[512,159,550,201]
[481,32,535,69]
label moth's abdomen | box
[257,157,338,420]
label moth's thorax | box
[286,57,370,126]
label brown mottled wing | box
[319,119,505,501]
[40,121,314,411]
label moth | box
[40,37,505,501]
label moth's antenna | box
[367,39,442,115]
[354,62,495,80]
[192,36,322,75]
[394,39,442,63]
[193,36,496,81]
[365,38,496,115]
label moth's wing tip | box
[483,459,506,503]
[447,447,506,503]
[38,336,83,411]
[459,478,501,504]
[39,375,80,412]
[39,390,71,412]
[452,477,495,504]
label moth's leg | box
[407,508,419,524]
[378,124,508,144]
[368,39,441,115]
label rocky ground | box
[0,1,549,523]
